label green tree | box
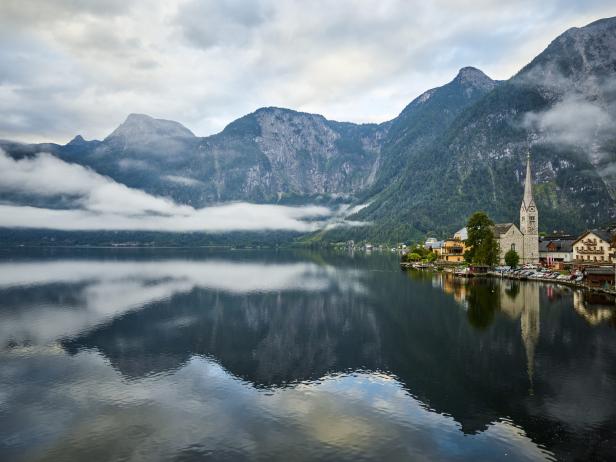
[426,251,438,262]
[504,249,520,268]
[410,244,428,257]
[403,252,422,262]
[464,211,499,266]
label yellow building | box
[440,227,468,263]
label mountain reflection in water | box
[1,249,615,462]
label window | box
[530,216,535,222]
[511,243,516,251]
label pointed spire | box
[523,152,534,209]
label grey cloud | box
[0,0,129,26]
[176,0,271,49]
[2,1,616,143]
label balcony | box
[576,248,606,255]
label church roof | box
[492,223,514,236]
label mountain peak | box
[517,16,616,89]
[105,113,195,141]
[453,67,494,88]
[67,134,85,145]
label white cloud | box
[0,149,357,232]
[1,1,616,143]
[524,95,613,147]
[162,175,204,186]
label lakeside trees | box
[464,212,499,266]
[505,249,520,268]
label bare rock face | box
[251,107,385,195]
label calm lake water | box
[1,248,615,461]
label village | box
[411,227,616,293]
[393,154,616,294]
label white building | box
[539,236,575,267]
[572,230,614,264]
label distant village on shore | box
[346,154,616,292]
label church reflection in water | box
[433,272,616,396]
[435,273,540,393]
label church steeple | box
[522,152,535,210]
[520,152,539,262]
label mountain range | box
[2,16,616,242]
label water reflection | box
[573,291,616,326]
[0,259,365,348]
[1,251,616,461]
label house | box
[572,230,614,264]
[440,227,467,263]
[584,267,615,289]
[493,154,539,265]
[424,238,444,253]
[539,236,575,268]
[453,227,468,241]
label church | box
[494,154,539,265]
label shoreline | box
[400,262,616,297]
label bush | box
[504,249,520,268]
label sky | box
[1,0,616,144]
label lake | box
[1,248,615,461]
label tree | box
[402,252,422,262]
[426,251,438,262]
[504,249,520,268]
[464,211,499,266]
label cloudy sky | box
[1,0,615,144]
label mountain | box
[3,110,387,207]
[362,66,500,199]
[1,17,616,241]
[342,17,616,241]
